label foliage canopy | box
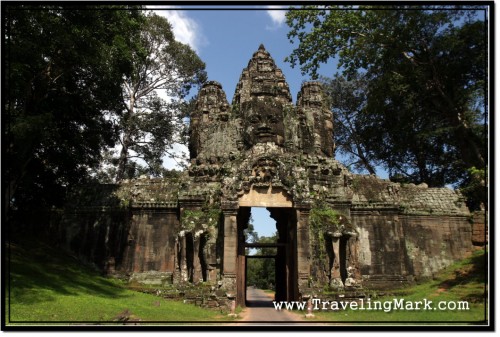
[5,6,144,223]
[286,6,488,208]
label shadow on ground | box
[245,299,275,308]
[7,240,128,305]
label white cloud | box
[151,8,208,52]
[266,5,287,29]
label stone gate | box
[57,45,474,307]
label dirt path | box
[232,287,306,325]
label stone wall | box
[56,206,129,271]
[121,208,179,277]
[471,211,487,246]
[352,211,472,289]
[401,215,472,277]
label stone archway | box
[239,206,295,306]
[221,186,310,306]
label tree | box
[4,6,144,226]
[114,12,206,181]
[321,73,377,174]
[286,6,487,196]
[245,235,277,290]
[244,220,259,243]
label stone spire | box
[297,81,335,157]
[189,46,335,159]
[232,44,292,107]
[189,81,233,160]
[229,45,294,150]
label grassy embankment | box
[6,239,232,325]
[306,249,488,324]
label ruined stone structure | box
[58,45,474,306]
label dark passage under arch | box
[236,206,298,306]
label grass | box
[5,239,233,325]
[305,249,488,325]
[4,238,489,326]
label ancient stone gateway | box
[58,45,474,307]
[228,187,301,305]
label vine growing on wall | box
[310,205,341,232]
[181,206,221,236]
[309,204,340,284]
[308,203,356,286]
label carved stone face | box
[242,100,285,147]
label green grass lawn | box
[305,249,488,325]
[5,240,232,325]
[5,237,489,326]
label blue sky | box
[155,6,336,103]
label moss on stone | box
[181,206,221,233]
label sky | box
[154,6,330,103]
[152,6,492,240]
[152,6,335,238]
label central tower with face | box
[241,99,285,148]
[233,44,293,150]
[188,44,335,162]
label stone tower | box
[188,45,338,176]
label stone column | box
[192,233,201,283]
[296,207,311,294]
[179,233,188,282]
[221,209,238,294]
[344,234,362,289]
[236,223,246,306]
[331,237,344,290]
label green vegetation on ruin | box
[181,205,222,232]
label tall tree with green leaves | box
[4,6,144,224]
[286,6,487,204]
[113,12,206,181]
[321,73,378,174]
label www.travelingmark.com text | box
[273,298,470,312]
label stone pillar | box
[236,226,246,306]
[331,237,344,290]
[296,207,311,294]
[179,233,188,282]
[221,209,238,295]
[344,235,361,289]
[192,233,201,283]
[275,217,287,302]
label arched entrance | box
[239,206,297,305]
[221,186,310,307]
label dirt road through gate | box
[235,287,305,324]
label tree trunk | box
[115,96,135,182]
[453,122,486,170]
[115,134,131,182]
[355,142,377,175]
[430,60,486,170]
